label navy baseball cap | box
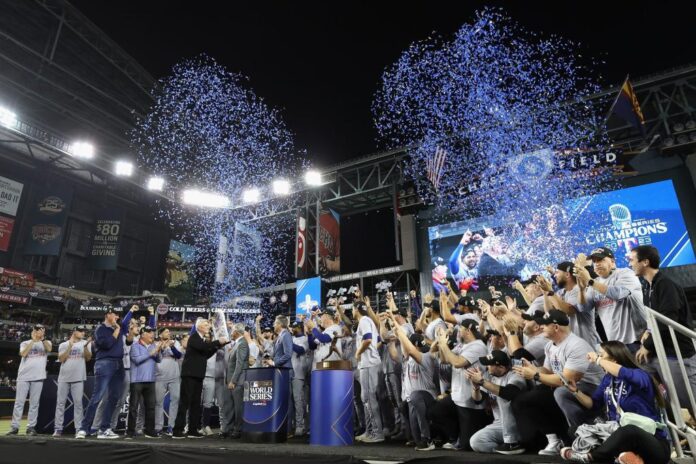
[534,309,570,326]
[590,247,615,260]
[479,350,511,367]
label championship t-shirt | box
[58,340,89,383]
[17,340,49,382]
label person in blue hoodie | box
[560,341,669,464]
[77,305,134,439]
[126,326,162,438]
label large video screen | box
[428,180,696,293]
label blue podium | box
[310,360,354,446]
[242,367,291,443]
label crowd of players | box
[5,244,694,464]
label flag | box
[426,146,447,190]
[608,77,646,136]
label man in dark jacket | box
[172,318,228,439]
[224,323,249,438]
[630,245,696,411]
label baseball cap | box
[589,247,615,260]
[409,333,429,353]
[534,309,570,326]
[432,256,446,267]
[557,261,575,273]
[479,350,511,367]
[139,325,154,335]
[520,274,541,286]
[521,310,546,321]
[33,324,45,331]
[74,325,87,332]
[105,307,121,315]
[460,318,479,331]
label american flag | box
[426,146,447,191]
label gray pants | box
[225,384,244,434]
[155,378,180,432]
[554,381,599,428]
[54,381,84,432]
[292,377,307,433]
[11,380,43,430]
[359,365,384,439]
[385,371,403,432]
[202,377,228,430]
[94,370,143,432]
[470,422,505,452]
[648,355,696,414]
[408,390,435,443]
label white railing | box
[646,306,696,461]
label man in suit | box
[263,315,295,436]
[172,318,227,439]
[225,323,249,439]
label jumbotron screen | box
[428,180,696,293]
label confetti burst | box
[373,8,617,230]
[132,55,306,301]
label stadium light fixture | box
[242,187,261,204]
[272,179,291,195]
[114,160,134,177]
[0,106,17,128]
[304,169,322,186]
[68,141,95,159]
[147,176,165,191]
[182,189,230,208]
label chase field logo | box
[508,148,555,182]
[31,224,61,244]
[38,196,65,215]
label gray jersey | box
[292,335,310,380]
[544,332,603,386]
[156,341,182,382]
[356,316,381,369]
[58,340,89,383]
[402,352,438,401]
[579,268,645,344]
[450,339,488,409]
[17,340,49,382]
[425,318,448,341]
[523,334,548,365]
[484,369,527,422]
[526,296,545,315]
[559,286,601,348]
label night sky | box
[71,1,696,168]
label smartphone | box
[511,358,523,367]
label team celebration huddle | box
[6,244,688,464]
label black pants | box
[127,382,156,435]
[408,390,436,444]
[591,425,671,464]
[512,385,569,445]
[428,394,459,442]
[399,400,412,441]
[456,406,491,451]
[174,376,203,434]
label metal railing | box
[645,306,696,461]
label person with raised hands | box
[467,350,527,455]
[389,311,440,451]
[436,319,490,451]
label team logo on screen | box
[38,196,65,215]
[244,380,273,403]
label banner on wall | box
[0,175,23,217]
[318,208,340,277]
[0,216,14,252]
[295,213,309,279]
[23,185,73,256]
[88,208,123,270]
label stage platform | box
[0,435,564,464]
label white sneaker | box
[355,432,368,442]
[97,429,120,440]
[361,435,385,443]
[202,426,214,436]
[52,431,62,438]
[442,441,461,450]
[75,431,86,439]
[538,439,563,456]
